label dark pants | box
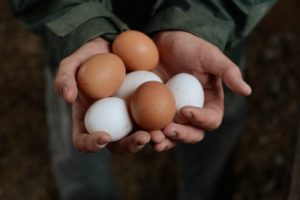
[178,89,246,200]
[45,68,117,200]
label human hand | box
[150,31,252,151]
[54,37,150,155]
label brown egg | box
[112,30,159,71]
[130,81,176,131]
[77,53,126,99]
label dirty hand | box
[150,31,252,152]
[54,37,150,155]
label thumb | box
[54,59,79,103]
[54,37,110,103]
[203,47,252,96]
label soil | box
[0,0,299,200]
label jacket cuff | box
[43,2,129,67]
[144,0,277,51]
[144,5,234,51]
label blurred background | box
[0,0,299,200]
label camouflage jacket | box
[9,0,277,68]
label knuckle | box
[233,67,241,76]
[56,71,69,82]
[72,135,91,153]
[59,58,79,68]
[55,59,79,92]
[127,142,141,153]
[227,65,242,78]
[59,58,69,66]
[72,137,82,151]
[176,132,186,140]
[54,76,63,88]
[155,145,165,152]
[167,143,176,150]
[73,142,87,153]
[129,145,142,153]
[54,73,68,90]
[208,117,222,130]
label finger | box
[72,95,109,153]
[181,77,224,130]
[107,131,151,155]
[70,37,110,63]
[152,138,176,152]
[203,47,251,96]
[150,130,166,144]
[54,37,110,103]
[181,107,223,131]
[54,59,80,103]
[72,100,111,153]
[73,132,111,153]
[163,123,205,144]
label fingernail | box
[98,138,109,147]
[183,111,193,119]
[99,144,108,148]
[165,146,171,151]
[168,131,178,138]
[137,143,145,148]
[137,141,143,146]
[95,144,107,152]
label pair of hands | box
[54,31,251,155]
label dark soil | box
[0,0,299,200]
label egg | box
[114,70,162,101]
[112,30,159,71]
[77,53,126,99]
[130,81,176,131]
[84,97,133,141]
[166,73,204,123]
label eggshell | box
[112,30,159,71]
[84,97,133,141]
[166,73,204,123]
[130,81,176,131]
[77,53,126,99]
[115,70,162,101]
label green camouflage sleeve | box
[144,0,278,51]
[9,0,129,67]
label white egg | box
[166,73,204,123]
[115,70,162,101]
[84,97,133,141]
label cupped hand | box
[54,37,150,155]
[150,31,252,151]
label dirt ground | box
[0,1,299,200]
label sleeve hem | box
[45,17,129,67]
[46,2,127,37]
[143,6,233,50]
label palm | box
[153,31,207,81]
[149,31,251,144]
[55,37,151,154]
[153,31,251,93]
[153,31,223,128]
